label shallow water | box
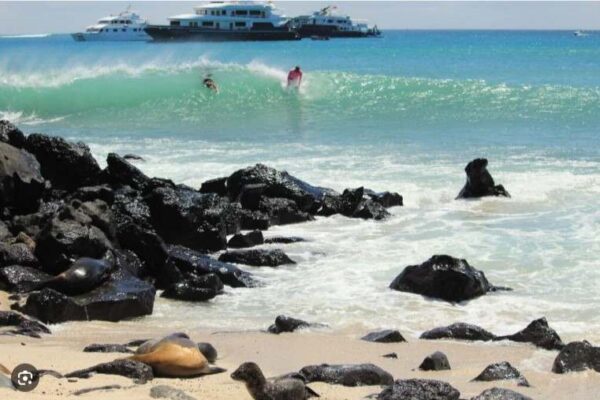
[1,31,599,341]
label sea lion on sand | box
[129,334,225,377]
[42,258,113,295]
[232,362,319,400]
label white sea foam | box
[0,110,66,125]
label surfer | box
[203,75,219,93]
[287,66,303,88]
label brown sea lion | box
[231,362,319,400]
[128,334,225,377]
[42,258,113,295]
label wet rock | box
[239,183,266,210]
[198,342,218,364]
[420,323,496,342]
[106,153,150,190]
[71,185,115,204]
[389,255,499,302]
[0,120,26,148]
[268,315,312,334]
[0,265,51,293]
[419,352,451,371]
[18,269,155,323]
[259,197,314,225]
[83,344,133,353]
[24,133,101,191]
[166,245,256,288]
[110,249,148,280]
[320,187,390,220]
[0,142,45,214]
[377,378,460,400]
[0,310,50,338]
[457,158,510,199]
[240,209,270,231]
[0,242,38,268]
[264,236,305,244]
[299,363,393,387]
[200,177,228,196]
[364,189,403,208]
[150,385,196,400]
[471,387,532,400]
[10,201,62,238]
[227,230,264,249]
[112,187,152,228]
[123,154,144,161]
[552,340,600,373]
[472,362,529,387]
[219,249,295,267]
[495,318,564,350]
[161,277,219,302]
[362,330,406,343]
[146,185,226,252]
[66,359,153,384]
[78,199,115,239]
[35,216,113,274]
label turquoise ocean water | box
[1,31,599,340]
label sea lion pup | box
[41,258,113,295]
[128,334,225,378]
[231,362,319,400]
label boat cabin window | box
[122,28,127,32]
[170,20,181,26]
[202,21,214,27]
[113,29,118,32]
[126,20,132,24]
[249,10,261,17]
[328,19,334,23]
[235,22,246,27]
[189,22,198,27]
[234,10,248,16]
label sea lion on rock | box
[231,362,319,399]
[129,334,225,377]
[42,257,113,295]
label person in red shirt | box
[287,66,303,88]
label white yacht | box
[145,1,299,41]
[291,6,380,38]
[72,9,150,41]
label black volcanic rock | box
[105,153,150,190]
[495,318,564,350]
[420,323,496,342]
[0,310,50,338]
[361,330,406,343]
[218,249,295,267]
[71,185,115,204]
[389,255,500,302]
[24,133,101,191]
[227,230,264,249]
[267,315,316,334]
[259,197,314,225]
[0,242,38,268]
[239,209,270,231]
[364,189,403,208]
[552,341,600,373]
[0,142,45,214]
[457,158,510,199]
[472,362,529,387]
[83,344,133,354]
[161,274,222,302]
[166,245,256,288]
[0,120,26,148]
[199,177,228,196]
[471,388,532,400]
[66,359,153,383]
[239,183,266,210]
[0,265,51,293]
[300,363,393,387]
[419,352,451,371]
[264,236,305,244]
[0,221,10,241]
[377,379,460,400]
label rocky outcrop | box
[420,323,496,342]
[361,330,406,343]
[0,120,26,148]
[24,133,101,191]
[472,362,529,387]
[105,153,150,190]
[200,177,228,196]
[227,230,264,248]
[0,265,51,293]
[471,388,532,400]
[0,242,38,268]
[552,341,600,373]
[300,363,393,387]
[218,249,295,267]
[0,142,46,214]
[389,255,502,302]
[319,187,390,220]
[457,158,510,199]
[377,379,460,400]
[419,352,451,371]
[495,318,564,350]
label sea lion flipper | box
[205,366,227,375]
[306,385,320,398]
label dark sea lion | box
[231,362,319,400]
[43,257,113,295]
[128,334,225,377]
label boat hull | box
[296,25,380,38]
[145,25,300,42]
[71,32,151,42]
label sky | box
[1,1,600,34]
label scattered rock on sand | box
[377,378,460,400]
[552,340,600,373]
[0,310,50,338]
[472,361,529,387]
[83,344,133,354]
[456,158,510,199]
[419,352,451,371]
[268,315,317,334]
[471,387,532,400]
[227,230,264,248]
[495,317,564,350]
[219,249,296,267]
[66,359,154,384]
[420,323,496,342]
[389,255,503,302]
[382,353,398,359]
[150,385,197,400]
[361,330,406,343]
[299,363,393,387]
